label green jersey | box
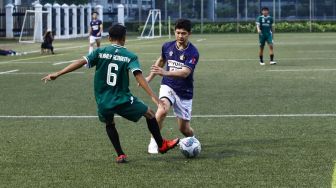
[84,44,142,111]
[256,15,273,35]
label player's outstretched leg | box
[144,108,179,154]
[105,122,127,163]
[148,98,171,154]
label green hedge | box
[191,22,336,33]
[135,21,336,34]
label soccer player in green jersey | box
[256,7,276,65]
[41,24,179,163]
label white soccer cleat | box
[148,137,159,154]
[270,61,277,65]
[259,62,265,66]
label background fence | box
[0,8,5,37]
[112,0,336,23]
[1,0,335,39]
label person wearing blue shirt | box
[89,11,103,53]
[144,19,200,154]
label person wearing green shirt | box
[256,7,276,65]
[41,24,179,163]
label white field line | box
[17,38,144,54]
[0,54,65,64]
[0,72,84,75]
[1,114,336,119]
[0,69,19,74]
[53,60,77,65]
[202,57,336,61]
[267,69,336,72]
[3,57,336,66]
[0,61,51,65]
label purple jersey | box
[161,41,199,100]
[90,19,102,37]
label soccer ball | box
[179,137,201,158]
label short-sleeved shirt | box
[84,44,142,111]
[256,15,273,35]
[90,19,102,37]
[161,41,199,100]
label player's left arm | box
[151,65,191,78]
[271,17,275,38]
[41,59,86,83]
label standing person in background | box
[89,11,103,54]
[256,7,276,65]
[41,31,54,55]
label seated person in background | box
[0,49,16,56]
[41,31,54,54]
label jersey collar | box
[174,41,190,51]
[111,44,126,48]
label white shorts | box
[159,85,192,121]
[89,36,101,44]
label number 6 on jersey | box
[107,63,118,86]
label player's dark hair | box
[175,19,192,33]
[92,11,99,15]
[108,24,127,41]
[261,7,269,11]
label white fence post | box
[5,4,14,38]
[87,4,92,35]
[53,3,61,39]
[34,3,43,42]
[70,4,77,37]
[62,3,69,39]
[118,4,124,25]
[79,5,85,36]
[95,5,103,23]
[44,3,52,32]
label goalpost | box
[139,9,162,39]
[19,10,49,43]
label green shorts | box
[259,33,273,47]
[98,97,148,123]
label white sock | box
[89,46,93,53]
[150,137,157,146]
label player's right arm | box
[256,17,262,34]
[41,59,86,83]
[134,71,164,108]
[88,22,92,36]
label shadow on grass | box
[146,137,294,162]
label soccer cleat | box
[116,154,128,163]
[270,61,277,65]
[159,138,180,154]
[259,62,265,66]
[148,138,159,154]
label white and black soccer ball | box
[179,137,201,158]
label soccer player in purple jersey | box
[144,19,200,154]
[89,11,103,53]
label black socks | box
[106,123,125,156]
[260,55,274,62]
[146,118,163,148]
[259,56,263,63]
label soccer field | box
[0,33,336,187]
